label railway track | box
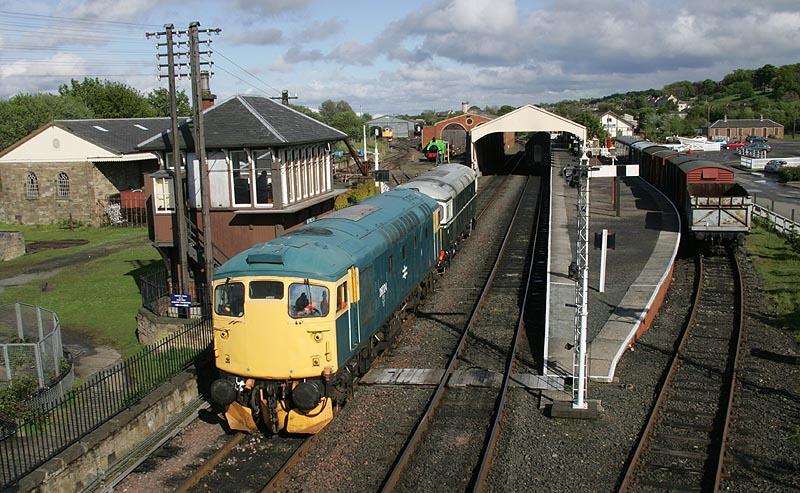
[381,174,543,491]
[140,153,528,492]
[619,250,744,492]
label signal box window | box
[337,282,348,312]
[289,283,329,318]
[249,281,283,299]
[215,282,244,317]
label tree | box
[0,93,92,151]
[318,100,340,122]
[58,78,155,118]
[146,88,191,117]
[573,111,607,139]
[498,105,516,116]
[328,111,364,140]
[697,79,717,97]
[754,64,778,91]
[290,104,323,121]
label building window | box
[153,176,174,212]
[254,150,274,205]
[230,150,251,206]
[56,172,70,198]
[25,172,39,199]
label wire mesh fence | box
[0,304,63,388]
[0,317,212,488]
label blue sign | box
[170,293,192,308]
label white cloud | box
[227,0,314,16]
[230,27,284,46]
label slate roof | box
[367,115,413,125]
[55,118,180,154]
[709,118,783,129]
[138,95,346,152]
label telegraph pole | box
[188,21,221,308]
[146,24,191,316]
[270,89,297,106]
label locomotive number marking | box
[379,282,388,306]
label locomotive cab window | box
[336,282,348,312]
[249,280,284,300]
[289,283,329,318]
[215,282,244,317]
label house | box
[137,94,348,311]
[707,115,784,140]
[599,111,635,137]
[367,115,415,139]
[0,118,176,225]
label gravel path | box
[722,253,800,492]
[488,254,696,491]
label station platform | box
[544,151,680,386]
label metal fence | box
[137,268,208,318]
[753,204,800,235]
[103,194,148,227]
[0,317,212,488]
[0,304,64,389]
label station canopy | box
[470,104,587,143]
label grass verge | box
[0,244,161,356]
[0,224,149,272]
[745,224,800,339]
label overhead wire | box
[0,9,158,29]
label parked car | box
[746,135,768,144]
[764,159,788,172]
[746,142,772,153]
[725,141,745,149]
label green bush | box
[0,376,38,424]
[778,166,800,183]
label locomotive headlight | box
[291,381,323,412]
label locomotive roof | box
[214,188,437,282]
[614,136,643,146]
[632,141,662,152]
[397,164,476,202]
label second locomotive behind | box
[209,164,477,434]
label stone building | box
[707,116,784,140]
[0,118,175,225]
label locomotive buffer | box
[552,148,637,418]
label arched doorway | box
[442,123,467,154]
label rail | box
[618,250,744,492]
[382,173,537,490]
[0,317,212,488]
[474,166,546,490]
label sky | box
[0,0,798,115]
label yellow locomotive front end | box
[210,275,342,434]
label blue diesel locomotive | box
[210,164,477,434]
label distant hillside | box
[545,63,800,141]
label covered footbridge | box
[470,104,587,174]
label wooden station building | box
[138,95,347,306]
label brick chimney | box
[462,101,469,114]
[200,71,216,110]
